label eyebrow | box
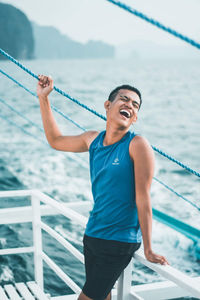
[119,95,140,107]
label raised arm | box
[37,75,98,152]
[130,135,169,265]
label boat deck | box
[0,282,78,299]
[0,281,50,300]
[0,282,116,300]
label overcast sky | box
[2,0,200,47]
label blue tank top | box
[85,130,142,243]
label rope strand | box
[0,96,43,132]
[0,112,88,168]
[106,0,200,50]
[153,177,200,211]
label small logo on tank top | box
[112,158,119,165]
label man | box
[37,75,169,300]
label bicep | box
[52,131,98,153]
[130,137,155,199]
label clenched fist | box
[37,75,54,98]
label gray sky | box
[2,0,200,46]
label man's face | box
[104,89,141,129]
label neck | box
[103,123,129,146]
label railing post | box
[31,193,44,290]
[117,258,133,300]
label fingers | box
[38,74,53,88]
[146,251,170,265]
[38,74,49,87]
[37,74,54,98]
[151,254,164,264]
[156,255,169,265]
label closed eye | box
[120,97,139,109]
[120,97,128,102]
[133,102,139,109]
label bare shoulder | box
[129,135,153,159]
[130,135,151,148]
[82,130,99,149]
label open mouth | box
[119,109,131,119]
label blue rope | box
[152,146,200,178]
[1,51,200,179]
[0,111,89,168]
[153,177,200,211]
[0,113,46,144]
[106,0,200,50]
[51,105,86,132]
[1,92,199,211]
[0,69,86,132]
[0,48,107,121]
[0,96,43,132]
[0,69,36,97]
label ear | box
[132,114,138,124]
[104,100,110,112]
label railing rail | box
[41,221,84,263]
[0,247,34,255]
[41,251,81,294]
[0,190,200,299]
[31,193,43,290]
[134,250,200,298]
[32,190,86,294]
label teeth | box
[120,109,130,118]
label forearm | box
[38,95,62,146]
[136,194,152,253]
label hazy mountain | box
[0,3,34,60]
[32,22,115,59]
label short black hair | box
[108,84,142,109]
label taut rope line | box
[106,0,200,50]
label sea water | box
[0,57,200,297]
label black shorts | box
[82,234,141,300]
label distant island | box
[0,3,115,60]
[0,3,34,60]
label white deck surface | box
[0,282,50,300]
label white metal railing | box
[0,190,200,300]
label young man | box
[37,75,169,300]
